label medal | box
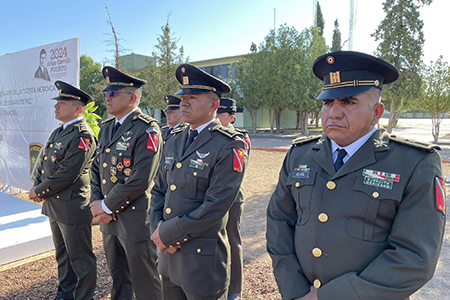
[196,151,210,159]
[117,162,124,172]
[124,168,132,176]
[51,156,56,163]
[110,175,118,183]
[123,158,131,167]
[121,131,133,142]
[111,156,118,165]
[110,167,117,176]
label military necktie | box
[334,148,347,171]
[184,130,198,153]
[57,125,64,135]
[165,127,173,140]
[112,122,121,138]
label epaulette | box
[292,135,321,146]
[74,122,89,133]
[161,125,170,129]
[389,135,440,152]
[234,128,248,134]
[134,114,155,124]
[101,117,115,125]
[171,127,185,135]
[215,127,242,139]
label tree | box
[331,19,342,52]
[139,14,188,116]
[79,54,106,118]
[316,1,325,36]
[411,56,450,142]
[372,0,431,133]
[103,5,129,69]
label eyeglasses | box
[103,90,134,98]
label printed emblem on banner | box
[233,148,245,172]
[124,168,132,176]
[435,177,446,214]
[116,162,124,172]
[78,138,89,151]
[110,167,117,176]
[147,133,158,152]
[196,151,210,159]
[111,156,118,166]
[123,158,131,167]
[121,131,133,142]
[110,176,118,183]
[29,142,44,182]
[116,142,129,151]
[54,142,63,150]
[190,159,205,170]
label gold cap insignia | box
[183,76,189,85]
[327,56,335,64]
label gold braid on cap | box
[323,80,380,90]
[106,77,134,87]
[59,90,81,100]
[180,85,216,92]
[166,104,180,108]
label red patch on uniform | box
[243,136,251,150]
[147,133,158,152]
[233,148,245,172]
[435,177,446,214]
[123,158,131,167]
[78,137,90,151]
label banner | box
[0,38,79,190]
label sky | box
[0,0,448,66]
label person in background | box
[161,95,186,141]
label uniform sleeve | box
[318,152,446,300]
[103,126,163,212]
[158,138,246,246]
[150,152,168,233]
[266,148,312,299]
[34,133,96,197]
[90,137,103,202]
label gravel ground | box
[1,150,449,299]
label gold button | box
[50,144,53,148]
[54,150,57,153]
[169,245,173,248]
[295,182,300,188]
[170,184,176,191]
[119,153,122,156]
[176,162,182,169]
[104,195,107,198]
[116,210,119,213]
[106,148,111,153]
[56,196,59,199]
[193,172,197,176]
[103,163,107,168]
[313,279,321,288]
[47,189,49,192]
[312,247,322,257]
[176,242,180,245]
[326,181,336,190]
[42,191,45,194]
[38,194,41,197]
[132,206,135,210]
[197,248,201,253]
[121,206,124,209]
[126,201,130,204]
[184,238,188,242]
[44,156,47,161]
[318,213,328,223]
[373,192,379,198]
[166,208,172,214]
[102,179,106,184]
[41,170,45,174]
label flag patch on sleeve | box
[78,137,90,151]
[435,177,446,214]
[147,133,158,152]
[233,148,245,172]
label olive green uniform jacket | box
[150,119,247,297]
[91,109,163,241]
[266,128,445,300]
[35,119,96,224]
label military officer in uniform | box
[216,98,251,300]
[89,66,163,300]
[266,51,445,300]
[29,81,96,300]
[161,95,186,141]
[150,64,247,300]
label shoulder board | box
[292,135,321,146]
[132,114,155,124]
[74,122,89,133]
[171,127,185,135]
[389,135,440,152]
[101,117,115,125]
[234,128,248,134]
[215,127,242,139]
[161,125,170,129]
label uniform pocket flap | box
[55,189,73,200]
[353,177,403,201]
[181,238,217,256]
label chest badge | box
[190,159,206,170]
[362,169,400,190]
[293,165,310,178]
[196,151,210,159]
[121,131,133,142]
[116,142,130,151]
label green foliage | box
[331,19,342,52]
[139,15,188,115]
[372,0,431,132]
[411,56,450,142]
[316,1,325,36]
[83,101,102,138]
[80,55,106,117]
